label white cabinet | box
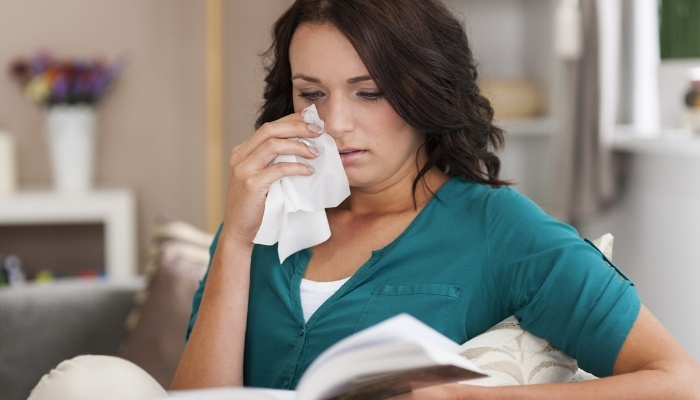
[0,189,137,280]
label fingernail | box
[307,124,323,135]
[307,146,319,156]
[306,164,315,173]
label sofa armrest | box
[0,278,144,400]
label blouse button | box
[299,328,305,336]
[283,379,290,388]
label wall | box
[0,0,290,273]
[224,1,293,168]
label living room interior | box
[1,0,700,399]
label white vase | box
[44,104,97,193]
[0,129,18,196]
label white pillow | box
[28,355,166,400]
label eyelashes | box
[298,91,323,102]
[297,90,384,103]
[357,91,383,102]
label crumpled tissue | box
[253,104,350,263]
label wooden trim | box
[204,0,224,232]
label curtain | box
[551,0,660,224]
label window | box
[659,0,700,59]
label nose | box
[319,96,354,138]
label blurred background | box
[0,0,699,381]
[0,0,291,276]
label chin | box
[344,175,367,189]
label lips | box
[337,147,365,166]
[338,148,359,154]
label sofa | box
[0,278,143,400]
[0,219,602,400]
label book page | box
[296,314,484,400]
[325,365,482,400]
[303,314,465,379]
[165,315,485,400]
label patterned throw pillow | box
[459,235,614,386]
[460,315,579,386]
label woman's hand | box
[222,112,322,244]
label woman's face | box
[289,22,426,190]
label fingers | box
[238,136,319,171]
[230,112,322,187]
[230,136,319,200]
[221,112,323,242]
[232,113,322,166]
[234,160,314,199]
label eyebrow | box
[291,73,374,84]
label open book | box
[168,314,485,400]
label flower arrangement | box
[7,51,126,107]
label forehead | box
[289,22,368,77]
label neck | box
[340,167,449,216]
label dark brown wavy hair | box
[257,0,509,189]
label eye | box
[298,91,324,102]
[357,90,384,102]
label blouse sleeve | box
[184,222,223,341]
[486,187,641,377]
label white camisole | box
[299,277,350,322]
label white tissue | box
[253,104,350,263]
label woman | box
[171,0,700,398]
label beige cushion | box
[459,235,614,386]
[118,218,213,388]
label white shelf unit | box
[497,116,555,137]
[0,189,137,280]
[445,0,562,210]
[445,0,561,134]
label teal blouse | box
[186,178,640,388]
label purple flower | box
[7,51,126,107]
[51,75,69,102]
[91,74,108,99]
[29,52,51,75]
